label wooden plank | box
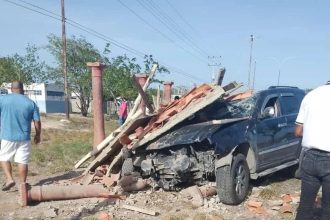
[82,111,151,174]
[122,204,157,216]
[75,98,153,169]
[126,64,157,122]
[152,95,157,112]
[131,85,226,149]
[106,150,123,176]
[156,85,160,110]
[74,133,115,168]
[132,75,154,113]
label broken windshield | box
[193,94,258,122]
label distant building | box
[1,83,65,113]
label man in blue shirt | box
[0,81,41,191]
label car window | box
[262,96,281,117]
[226,95,257,118]
[280,94,303,115]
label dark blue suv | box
[130,86,305,205]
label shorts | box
[0,140,31,164]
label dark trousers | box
[296,149,330,220]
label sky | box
[1,0,329,91]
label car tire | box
[216,153,250,205]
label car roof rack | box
[268,86,298,89]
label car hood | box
[146,117,249,150]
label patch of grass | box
[162,216,186,220]
[193,213,208,220]
[31,129,92,174]
[30,116,118,174]
[259,187,277,200]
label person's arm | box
[294,123,303,137]
[34,120,41,144]
[32,103,41,144]
[294,96,306,138]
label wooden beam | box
[126,64,157,122]
[132,75,154,113]
[82,110,151,174]
[122,205,157,216]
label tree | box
[46,34,102,116]
[0,57,23,85]
[102,50,170,102]
[141,54,170,103]
[143,54,169,75]
[14,44,49,83]
[103,54,141,101]
[46,35,170,116]
[0,44,47,85]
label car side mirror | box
[261,106,275,119]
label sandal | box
[2,182,15,191]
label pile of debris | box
[74,81,243,188]
[21,64,246,208]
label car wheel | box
[216,153,250,205]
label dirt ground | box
[0,114,321,220]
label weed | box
[259,187,277,200]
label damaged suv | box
[126,86,305,205]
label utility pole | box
[252,60,256,91]
[277,69,281,86]
[61,0,69,119]
[208,56,221,83]
[248,34,254,90]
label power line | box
[4,0,205,83]
[4,0,61,21]
[148,0,206,56]
[117,0,208,64]
[141,0,208,57]
[15,0,147,58]
[164,0,200,36]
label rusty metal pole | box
[163,81,173,105]
[87,62,105,150]
[135,74,147,115]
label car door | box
[277,92,304,163]
[255,94,287,170]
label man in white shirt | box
[294,81,330,220]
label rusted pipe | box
[20,183,111,206]
[87,62,106,150]
[135,74,147,115]
[163,81,173,105]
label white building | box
[1,83,65,113]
